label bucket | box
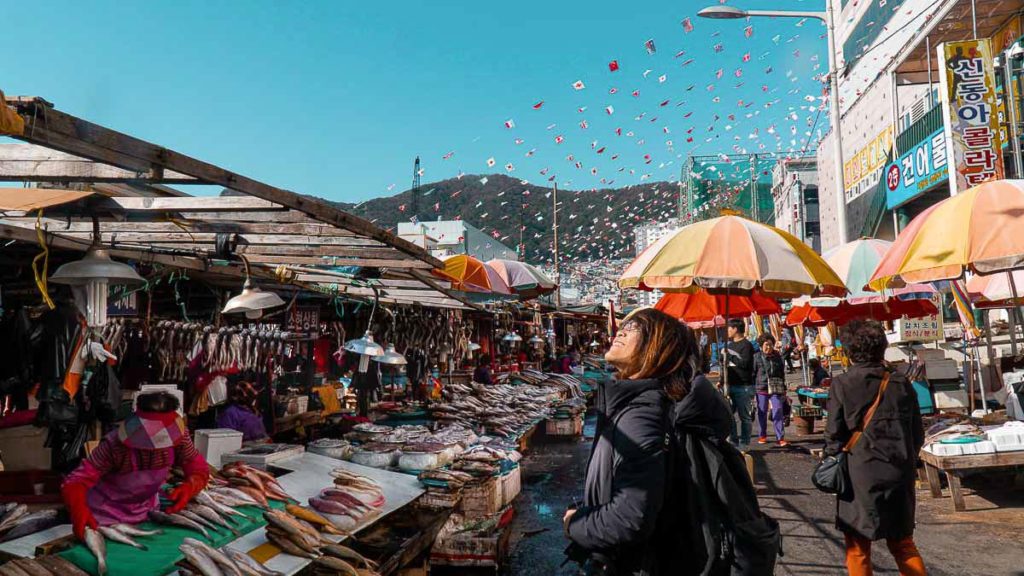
[793,415,814,435]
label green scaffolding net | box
[682,154,778,224]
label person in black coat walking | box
[564,308,701,576]
[824,321,926,576]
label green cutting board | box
[59,502,284,576]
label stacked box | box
[499,464,522,507]
[545,415,583,436]
[459,476,502,519]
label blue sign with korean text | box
[884,128,949,209]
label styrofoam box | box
[960,440,996,455]
[927,443,964,456]
[195,428,243,468]
[132,384,185,416]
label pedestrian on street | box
[781,327,796,372]
[823,321,926,576]
[563,308,700,576]
[754,334,789,447]
[723,319,755,450]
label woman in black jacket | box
[564,308,700,576]
[824,321,926,576]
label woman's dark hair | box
[808,357,822,371]
[616,308,700,400]
[136,392,180,413]
[840,320,888,364]
[478,354,492,367]
[757,333,776,346]
[728,318,746,334]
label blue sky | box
[2,0,827,203]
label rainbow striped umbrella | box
[819,238,936,305]
[619,215,845,298]
[869,180,1024,290]
[965,270,1024,309]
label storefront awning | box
[894,0,1022,85]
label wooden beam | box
[98,196,285,212]
[0,143,199,183]
[4,98,441,268]
[5,218,357,237]
[30,230,386,247]
[243,254,432,268]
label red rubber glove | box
[62,483,98,541]
[165,475,206,514]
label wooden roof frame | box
[0,94,484,311]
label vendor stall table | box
[920,449,1024,512]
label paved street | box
[507,410,1024,575]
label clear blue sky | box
[2,0,827,202]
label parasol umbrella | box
[655,290,780,323]
[620,215,845,297]
[786,298,938,327]
[486,259,558,300]
[432,255,512,296]
[868,179,1024,411]
[619,215,845,392]
[965,270,1024,309]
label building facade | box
[397,220,519,262]
[632,219,681,307]
[771,157,821,253]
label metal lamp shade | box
[50,248,145,286]
[344,331,384,357]
[469,342,482,351]
[528,335,544,345]
[375,343,408,365]
[222,282,286,315]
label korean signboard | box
[894,293,943,343]
[843,126,893,202]
[885,128,948,209]
[937,39,1004,195]
[288,306,320,332]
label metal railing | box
[895,104,942,155]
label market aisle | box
[505,414,595,575]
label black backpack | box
[657,376,782,576]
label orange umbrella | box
[785,298,938,327]
[432,255,512,294]
[655,290,780,323]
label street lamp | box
[699,2,848,245]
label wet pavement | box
[505,404,1024,575]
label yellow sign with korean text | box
[937,39,1005,194]
[842,126,893,203]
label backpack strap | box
[843,371,891,453]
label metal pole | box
[926,36,934,108]
[971,0,977,39]
[1004,52,1023,178]
[1008,271,1021,356]
[750,154,758,222]
[552,182,561,307]
[826,0,849,245]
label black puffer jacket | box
[567,378,670,575]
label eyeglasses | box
[615,323,640,338]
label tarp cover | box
[0,188,93,211]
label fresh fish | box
[148,510,210,539]
[284,505,344,535]
[98,526,147,550]
[312,556,360,576]
[322,544,379,570]
[180,544,225,576]
[319,488,371,513]
[265,531,318,559]
[189,504,239,535]
[181,538,242,576]
[111,524,163,537]
[224,548,283,576]
[196,492,250,522]
[210,487,261,508]
[0,505,28,533]
[309,497,361,519]
[179,510,222,534]
[83,526,108,576]
[0,510,60,543]
[230,485,270,509]
[0,503,16,517]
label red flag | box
[608,60,619,72]
[533,101,544,109]
[744,25,753,38]
[681,17,694,33]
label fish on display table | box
[83,526,108,576]
[223,548,283,576]
[0,510,61,543]
[97,526,148,551]
[148,510,211,539]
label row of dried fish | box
[0,505,61,544]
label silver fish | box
[0,510,60,543]
[180,544,225,576]
[111,524,163,537]
[98,526,148,550]
[181,538,242,576]
[196,492,250,523]
[210,487,260,507]
[148,510,210,539]
[84,526,108,576]
[188,504,238,535]
[224,548,283,576]
[0,504,28,533]
[179,510,222,534]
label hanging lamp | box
[221,255,285,319]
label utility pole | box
[519,191,526,259]
[409,157,421,222]
[552,182,561,307]
[750,153,758,222]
